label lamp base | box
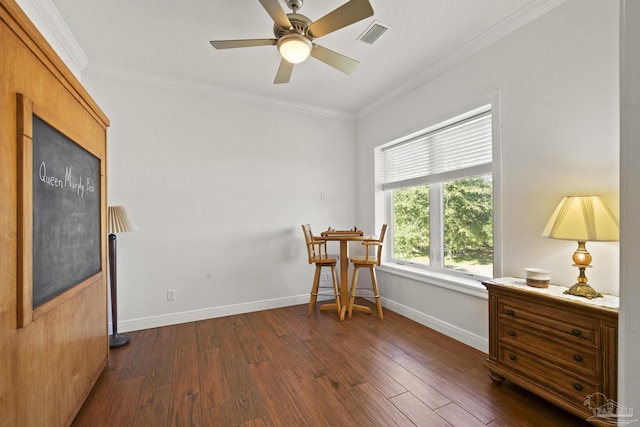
[563,282,602,299]
[109,333,130,349]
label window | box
[379,107,495,279]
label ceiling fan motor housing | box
[273,13,313,39]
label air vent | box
[357,20,391,45]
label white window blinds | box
[382,111,492,190]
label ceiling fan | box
[209,0,374,84]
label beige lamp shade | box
[542,196,619,242]
[108,206,138,234]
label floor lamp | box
[108,206,138,348]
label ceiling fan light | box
[277,34,312,64]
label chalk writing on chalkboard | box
[32,115,101,308]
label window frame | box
[376,101,502,283]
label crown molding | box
[83,62,357,121]
[17,0,88,77]
[356,0,567,120]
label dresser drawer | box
[498,322,600,377]
[498,344,601,402]
[499,296,598,348]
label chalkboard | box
[32,115,101,308]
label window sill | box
[377,262,488,299]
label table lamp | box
[107,205,138,348]
[541,195,619,299]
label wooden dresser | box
[483,280,618,422]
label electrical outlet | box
[320,273,330,282]
[167,290,176,301]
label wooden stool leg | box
[348,266,360,319]
[370,267,383,319]
[331,264,341,314]
[308,265,322,316]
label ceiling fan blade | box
[259,0,293,30]
[274,59,294,84]
[310,44,359,75]
[307,0,374,38]
[210,39,277,49]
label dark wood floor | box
[72,301,592,426]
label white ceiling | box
[44,0,563,116]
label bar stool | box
[301,224,341,317]
[347,224,387,319]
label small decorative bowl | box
[525,268,550,288]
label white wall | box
[82,71,357,330]
[620,0,640,414]
[356,0,619,349]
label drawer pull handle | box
[508,330,516,337]
[573,354,583,362]
[508,354,516,361]
[506,309,515,316]
[571,329,582,336]
[573,383,583,391]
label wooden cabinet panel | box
[484,280,618,423]
[1,1,109,425]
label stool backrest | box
[362,224,387,266]
[302,224,330,264]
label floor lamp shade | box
[108,206,138,234]
[107,206,137,348]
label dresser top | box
[484,277,619,311]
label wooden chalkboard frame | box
[17,94,104,328]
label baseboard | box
[113,294,488,353]
[382,297,489,353]
[114,294,326,333]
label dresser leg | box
[488,371,505,385]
